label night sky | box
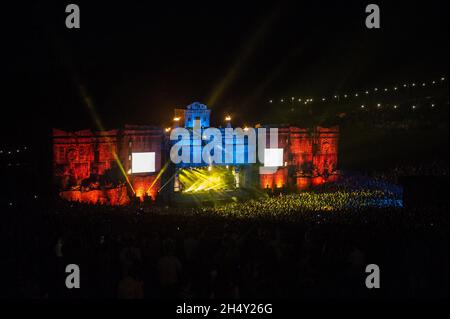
[1,0,448,145]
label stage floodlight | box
[264,148,283,167]
[131,152,155,174]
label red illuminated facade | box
[258,126,339,190]
[52,125,164,205]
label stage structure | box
[52,102,339,205]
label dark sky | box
[1,0,448,145]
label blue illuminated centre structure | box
[184,102,211,128]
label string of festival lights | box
[0,146,28,156]
[2,79,448,156]
[0,146,30,169]
[268,77,448,107]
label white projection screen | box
[131,152,156,173]
[264,148,283,167]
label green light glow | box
[179,166,235,193]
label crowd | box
[0,174,448,300]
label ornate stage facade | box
[52,103,339,205]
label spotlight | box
[225,115,231,121]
